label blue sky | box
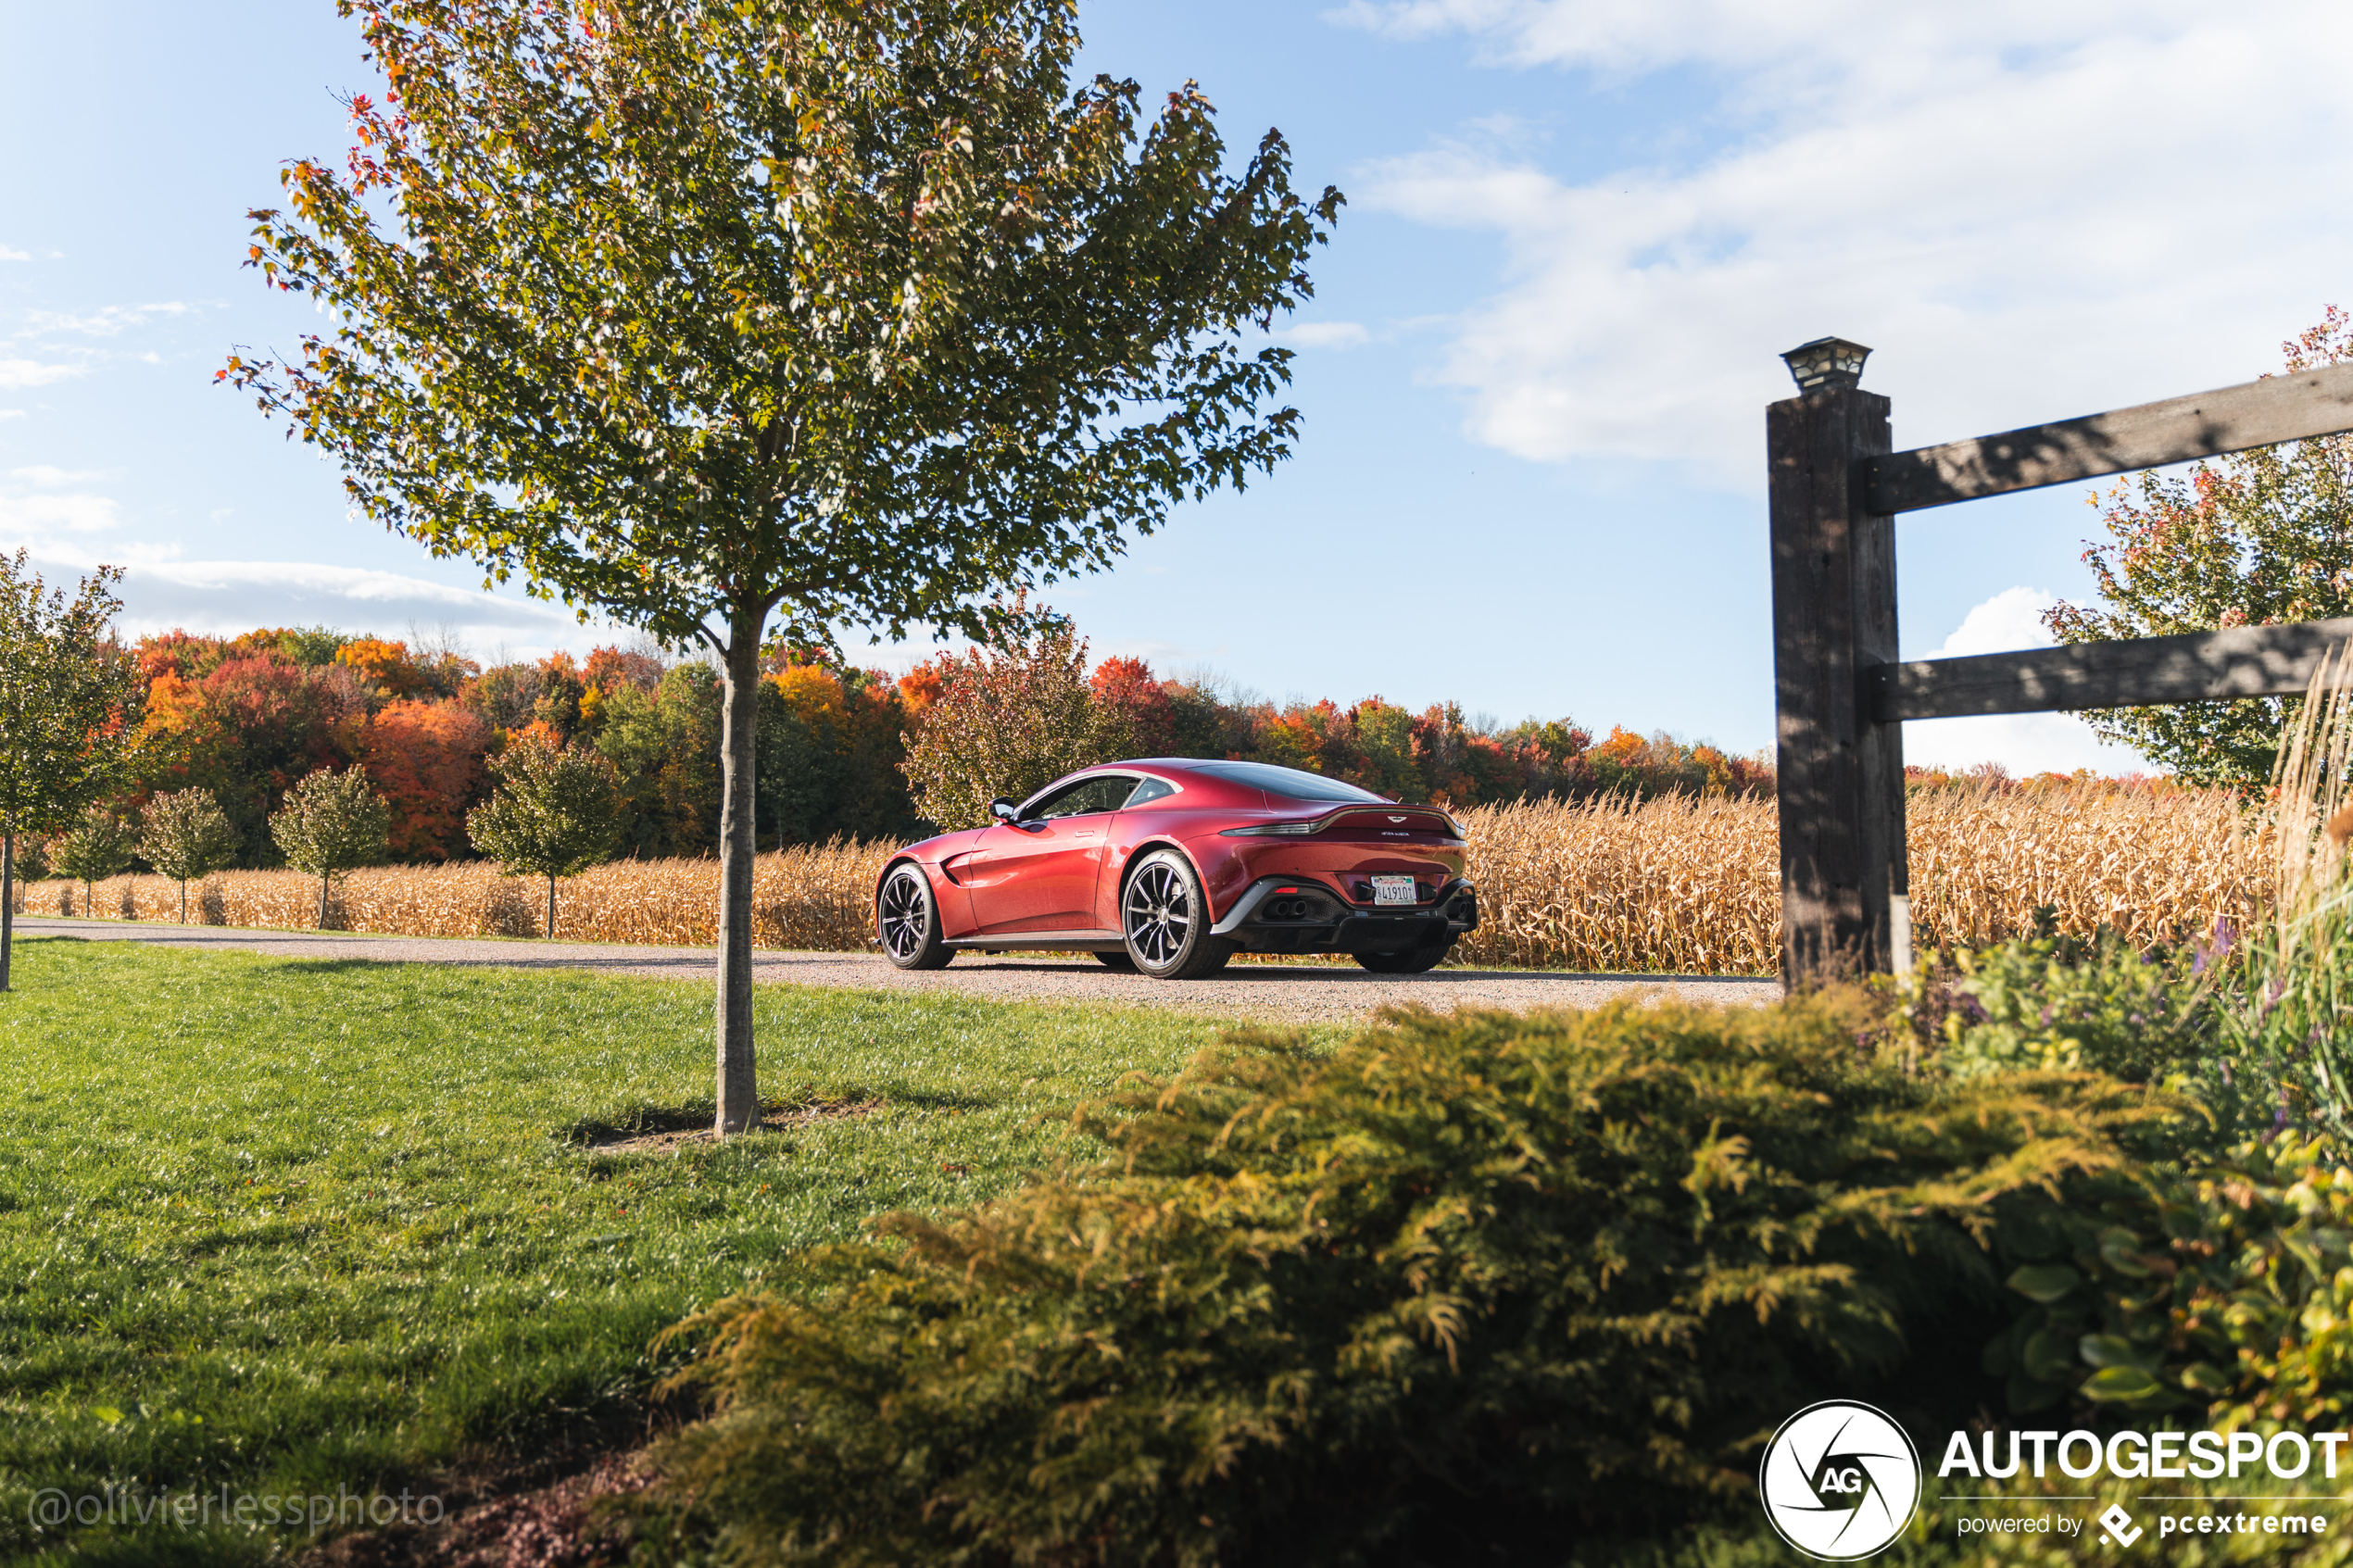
[5,0,2350,771]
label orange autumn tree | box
[360,699,491,859]
[335,636,439,701]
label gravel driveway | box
[14,917,1783,1024]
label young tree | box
[141,788,239,924]
[226,0,1340,1133]
[269,767,391,928]
[2046,310,2353,788]
[0,553,143,989]
[52,806,139,920]
[901,611,1120,830]
[467,733,623,938]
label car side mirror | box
[989,797,1020,824]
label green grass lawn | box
[0,936,1311,1565]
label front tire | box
[1121,850,1233,979]
[1355,939,1453,974]
[876,864,954,970]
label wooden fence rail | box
[1768,339,2353,983]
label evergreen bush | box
[646,995,2185,1566]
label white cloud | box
[1344,2,2353,483]
[1900,586,2151,775]
[24,302,192,337]
[110,558,598,650]
[1277,320,1372,350]
[9,465,108,486]
[1921,586,2059,661]
[0,490,120,533]
[0,245,27,262]
[0,410,24,422]
[1330,0,2196,79]
[0,359,82,389]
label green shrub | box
[646,996,2184,1567]
[1908,923,2217,1090]
[1990,1131,2353,1427]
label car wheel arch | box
[1115,838,1200,904]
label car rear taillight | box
[1221,821,1320,836]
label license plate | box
[1370,876,1417,907]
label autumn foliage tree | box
[359,698,491,859]
[2048,310,2353,788]
[227,0,1339,1133]
[901,613,1119,830]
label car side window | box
[1029,775,1138,819]
[1124,776,1175,807]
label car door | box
[967,773,1138,934]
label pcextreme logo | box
[1757,1400,1924,1562]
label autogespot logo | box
[1758,1400,1924,1562]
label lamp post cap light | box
[1781,336,1871,391]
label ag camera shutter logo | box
[1758,1400,1922,1561]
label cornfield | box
[1452,781,2264,974]
[13,782,2268,975]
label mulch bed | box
[300,1446,661,1568]
[579,1095,883,1155]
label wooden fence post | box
[1768,338,1909,983]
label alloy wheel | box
[1123,861,1191,967]
[879,869,930,962]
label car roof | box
[1042,759,1392,809]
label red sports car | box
[874,759,1478,978]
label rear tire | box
[1092,949,1137,972]
[876,863,954,970]
[1355,939,1453,974]
[1121,850,1234,979]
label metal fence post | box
[1768,338,1908,983]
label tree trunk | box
[318,872,330,930]
[1,832,14,994]
[714,596,765,1135]
[547,872,558,941]
[180,878,188,925]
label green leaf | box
[2097,1226,2154,1279]
[91,1405,122,1425]
[2006,1263,2083,1304]
[2178,1361,2233,1395]
[2078,1333,2155,1371]
[2081,1366,2165,1403]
